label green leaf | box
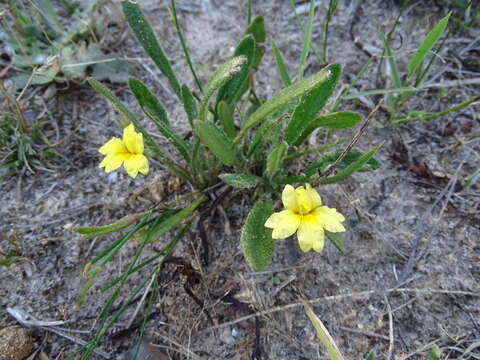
[194,119,237,166]
[129,77,192,162]
[429,346,441,360]
[217,101,236,138]
[365,351,376,360]
[199,56,247,121]
[295,111,362,145]
[247,116,283,157]
[245,16,266,43]
[128,77,169,125]
[285,64,341,146]
[238,64,338,141]
[34,0,63,34]
[244,16,266,69]
[305,304,346,360]
[181,84,197,128]
[91,59,134,83]
[320,143,383,184]
[219,173,264,188]
[146,195,205,242]
[325,231,344,254]
[122,0,181,97]
[310,111,362,129]
[217,35,256,105]
[272,39,292,86]
[305,148,382,178]
[241,201,275,271]
[407,12,451,78]
[265,141,288,179]
[76,215,141,240]
[88,78,139,127]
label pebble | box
[0,326,34,360]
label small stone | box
[0,326,34,360]
[219,327,236,345]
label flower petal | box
[265,209,301,239]
[98,137,126,155]
[314,206,346,233]
[99,153,128,173]
[305,183,322,208]
[281,185,299,212]
[297,216,324,253]
[123,124,144,155]
[124,154,148,178]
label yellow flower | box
[265,184,345,253]
[98,123,149,179]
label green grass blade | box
[297,0,316,80]
[332,57,374,111]
[407,12,451,79]
[246,0,252,25]
[76,214,153,307]
[272,39,292,86]
[382,33,402,88]
[129,77,192,162]
[169,0,203,93]
[146,195,204,243]
[392,95,480,125]
[122,0,181,98]
[100,222,192,292]
[321,0,338,64]
[344,87,421,99]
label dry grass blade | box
[304,304,345,360]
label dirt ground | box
[1,0,479,359]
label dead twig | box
[204,287,480,332]
[339,326,398,343]
[384,294,394,360]
[197,186,233,266]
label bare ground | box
[1,0,479,359]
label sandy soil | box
[1,0,479,359]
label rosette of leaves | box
[1,0,132,89]
[87,0,382,277]
[72,1,384,358]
